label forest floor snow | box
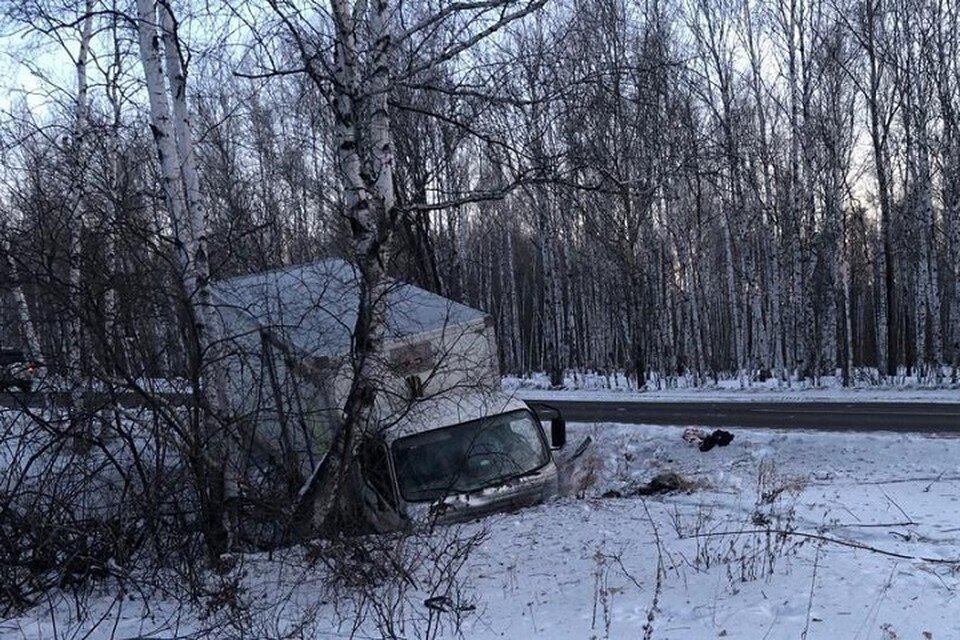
[4,423,960,640]
[505,371,960,403]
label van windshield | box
[392,410,550,502]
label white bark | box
[67,0,95,399]
[102,11,125,369]
[899,6,942,375]
[858,0,895,377]
[159,5,231,411]
[136,0,190,269]
[136,0,233,559]
[292,0,400,529]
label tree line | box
[2,0,959,395]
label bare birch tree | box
[135,0,233,561]
[254,0,548,530]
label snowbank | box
[4,422,960,639]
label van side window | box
[359,438,396,509]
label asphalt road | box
[535,399,960,433]
[4,391,960,433]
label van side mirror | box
[528,402,566,450]
[551,416,566,449]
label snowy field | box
[504,371,960,403]
[4,423,960,640]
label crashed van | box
[212,259,566,530]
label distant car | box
[0,348,40,392]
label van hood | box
[380,391,530,442]
[405,459,560,525]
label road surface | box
[4,391,960,433]
[529,399,960,433]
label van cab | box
[358,394,566,529]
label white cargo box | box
[212,259,500,466]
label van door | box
[358,437,404,531]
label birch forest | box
[2,0,960,389]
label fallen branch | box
[830,521,917,529]
[682,529,960,565]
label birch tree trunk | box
[898,4,942,377]
[67,0,95,413]
[103,47,122,373]
[136,0,232,562]
[858,0,896,377]
[287,0,400,532]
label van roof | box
[213,259,487,358]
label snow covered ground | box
[505,371,960,403]
[4,423,960,640]
[462,424,960,639]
